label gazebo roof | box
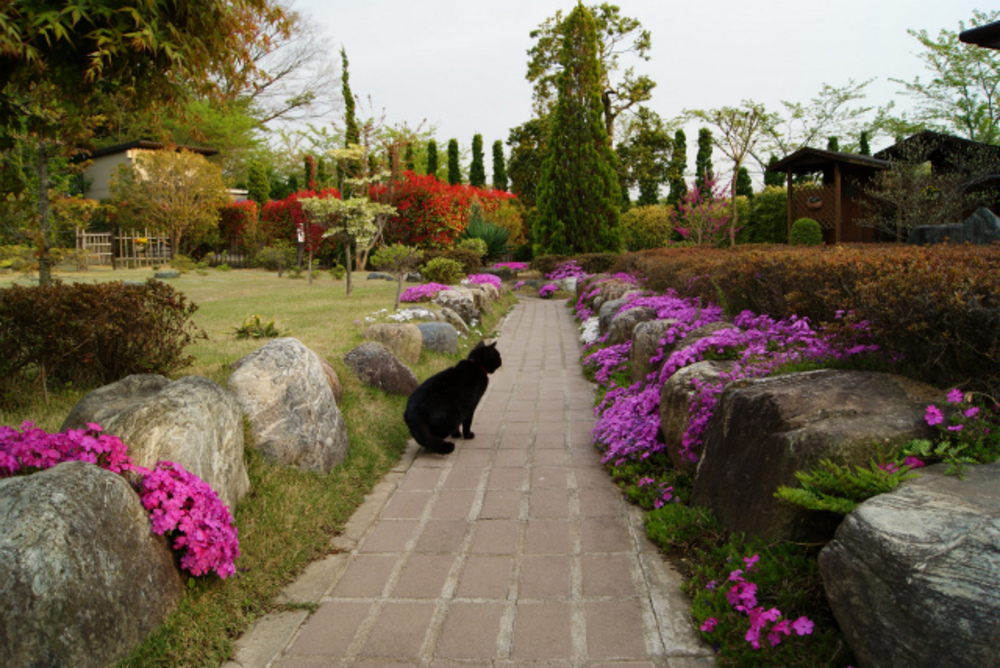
[766,147,889,175]
[960,20,1000,50]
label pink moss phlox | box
[538,283,558,298]
[138,461,240,579]
[0,421,136,477]
[465,273,502,289]
[492,261,529,271]
[545,260,588,281]
[400,282,452,302]
[583,341,631,384]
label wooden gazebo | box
[767,148,890,244]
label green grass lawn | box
[0,265,516,667]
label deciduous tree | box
[534,4,621,255]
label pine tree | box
[694,128,714,193]
[666,129,687,207]
[447,138,461,185]
[492,140,508,191]
[427,140,438,177]
[404,143,415,172]
[763,154,785,187]
[469,134,486,187]
[247,160,270,209]
[827,136,840,152]
[533,4,621,255]
[735,166,753,198]
[859,130,871,156]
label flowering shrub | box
[261,188,341,250]
[902,388,1000,476]
[137,461,240,579]
[464,273,502,289]
[538,283,558,298]
[0,422,240,579]
[218,200,258,251]
[545,259,587,280]
[400,283,452,303]
[492,261,528,271]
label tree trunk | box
[35,142,52,286]
[344,240,353,296]
[730,165,739,248]
[307,249,314,285]
[395,274,403,311]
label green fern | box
[775,458,920,516]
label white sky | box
[289,0,987,181]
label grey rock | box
[61,374,249,509]
[439,307,470,336]
[660,360,737,473]
[629,319,679,384]
[417,322,459,355]
[396,307,443,323]
[229,338,350,473]
[366,271,395,281]
[435,288,479,324]
[597,297,629,336]
[362,323,423,365]
[153,270,181,279]
[344,341,418,396]
[819,462,1000,668]
[0,462,183,668]
[964,206,1000,244]
[591,279,634,312]
[691,369,940,541]
[606,306,658,346]
[554,276,578,294]
[316,354,343,405]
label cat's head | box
[468,340,502,373]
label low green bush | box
[169,254,196,273]
[253,242,297,276]
[530,254,569,275]
[575,252,620,274]
[789,218,823,245]
[421,257,465,285]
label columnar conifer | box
[533,4,621,255]
[469,134,486,187]
[492,140,508,191]
[695,128,714,193]
[666,129,687,207]
[427,140,438,177]
[447,139,461,185]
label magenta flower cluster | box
[465,273,502,289]
[0,422,240,579]
[538,283,558,298]
[400,282,452,302]
[491,261,529,271]
[545,260,588,280]
[138,461,240,579]
[700,555,814,649]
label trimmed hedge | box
[0,279,204,401]
[612,245,1000,395]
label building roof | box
[766,147,890,175]
[874,130,1000,166]
[960,20,1000,50]
[85,140,218,160]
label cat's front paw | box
[451,430,462,438]
[463,431,475,440]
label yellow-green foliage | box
[789,217,823,245]
[620,204,674,251]
[775,459,919,516]
[421,257,465,284]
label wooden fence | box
[75,228,171,268]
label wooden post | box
[834,162,842,244]
[111,227,118,270]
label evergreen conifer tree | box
[447,138,461,185]
[666,129,687,207]
[404,143,415,172]
[859,130,871,156]
[341,48,360,147]
[735,166,754,198]
[492,140,508,191]
[427,140,438,177]
[533,4,621,255]
[764,154,785,187]
[827,136,840,152]
[247,160,270,209]
[695,128,714,193]
[316,157,327,188]
[469,134,486,187]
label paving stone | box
[520,555,572,599]
[434,602,505,658]
[582,554,636,597]
[480,490,522,519]
[512,602,573,660]
[391,554,456,599]
[524,520,573,555]
[329,555,398,598]
[359,520,420,553]
[287,602,370,655]
[470,519,520,554]
[585,600,650,659]
[414,520,470,554]
[360,602,435,658]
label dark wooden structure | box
[766,148,890,244]
[960,20,1000,49]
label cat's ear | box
[488,341,497,349]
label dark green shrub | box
[0,280,204,400]
[421,257,465,285]
[738,185,788,244]
[460,215,511,260]
[530,254,569,275]
[789,218,823,245]
[253,241,297,276]
[439,248,482,274]
[575,252,620,274]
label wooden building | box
[766,148,890,244]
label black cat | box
[404,340,502,454]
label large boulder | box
[435,288,479,324]
[362,322,423,365]
[690,369,940,541]
[317,355,344,405]
[819,462,1000,668]
[417,322,459,355]
[659,360,737,473]
[597,297,629,337]
[229,338,350,473]
[963,206,1000,244]
[61,374,249,509]
[0,462,184,667]
[344,342,419,396]
[591,279,635,312]
[629,319,678,384]
[439,306,470,336]
[606,306,658,346]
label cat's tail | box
[405,415,456,455]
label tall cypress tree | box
[246,160,270,209]
[447,138,461,185]
[533,4,621,255]
[404,143,415,172]
[695,128,714,193]
[666,128,687,207]
[859,131,871,156]
[427,140,438,177]
[735,166,754,198]
[341,48,360,147]
[469,134,486,187]
[827,136,840,152]
[492,140,508,191]
[763,154,785,187]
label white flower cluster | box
[579,316,600,345]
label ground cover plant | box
[558,246,1000,667]
[0,266,515,667]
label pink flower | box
[947,424,963,432]
[637,477,655,488]
[903,456,925,469]
[964,406,980,419]
[743,554,760,570]
[924,405,944,426]
[947,388,965,404]
[705,580,716,590]
[700,617,718,632]
[791,616,814,636]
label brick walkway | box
[225,298,714,668]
